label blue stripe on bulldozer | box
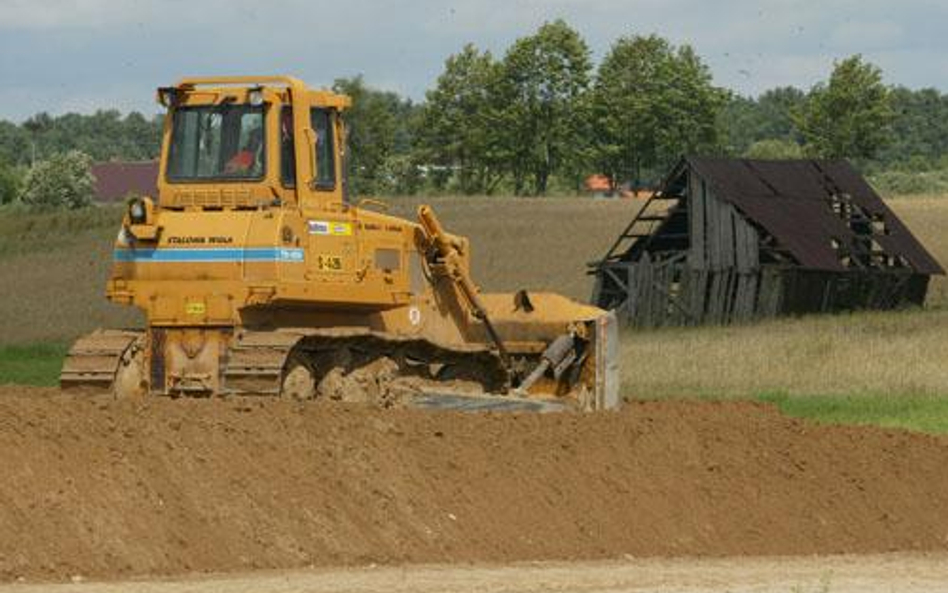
[114,247,305,263]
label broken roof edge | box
[670,155,944,276]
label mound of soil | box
[1,386,948,581]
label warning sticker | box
[185,302,206,316]
[307,220,353,236]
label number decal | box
[316,254,343,271]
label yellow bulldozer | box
[60,76,619,411]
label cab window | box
[167,105,265,181]
[280,108,335,189]
[312,108,335,189]
[280,107,295,187]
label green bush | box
[18,150,95,210]
[0,161,21,205]
[743,138,805,160]
[378,153,424,196]
[869,168,948,196]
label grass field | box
[1,195,947,432]
[619,307,948,433]
[0,343,68,386]
[761,392,948,434]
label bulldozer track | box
[59,330,143,393]
[56,327,576,407]
[221,330,301,396]
[221,328,510,402]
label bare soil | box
[2,386,948,583]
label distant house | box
[591,157,944,327]
[584,174,655,200]
[91,161,159,203]
[584,174,612,197]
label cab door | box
[303,108,360,287]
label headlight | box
[248,87,264,106]
[129,199,147,224]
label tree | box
[378,153,424,195]
[0,121,32,168]
[755,87,806,141]
[744,138,804,160]
[722,87,806,155]
[19,150,95,209]
[333,76,417,196]
[495,20,592,195]
[1,110,162,167]
[591,34,726,188]
[0,160,21,205]
[416,44,505,194]
[875,86,948,168]
[22,112,53,166]
[720,95,761,155]
[793,55,894,160]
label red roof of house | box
[91,161,159,202]
[585,174,611,192]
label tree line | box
[4,20,948,206]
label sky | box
[2,0,948,121]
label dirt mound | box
[2,387,948,582]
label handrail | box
[174,75,306,90]
[171,76,351,109]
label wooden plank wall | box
[610,169,772,327]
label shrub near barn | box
[19,151,95,210]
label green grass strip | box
[0,343,69,387]
[759,391,948,435]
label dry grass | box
[0,206,140,345]
[620,195,948,402]
[621,308,948,399]
[887,197,948,306]
[384,196,637,300]
[0,206,122,256]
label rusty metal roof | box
[681,157,944,275]
[91,161,159,203]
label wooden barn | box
[91,161,159,203]
[591,157,944,327]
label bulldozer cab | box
[156,76,351,213]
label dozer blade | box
[60,330,142,393]
[593,310,621,410]
[409,393,567,413]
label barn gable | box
[591,157,944,327]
